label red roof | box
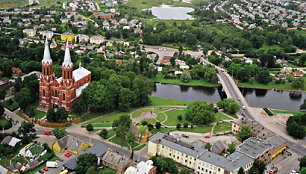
[294,71,303,76]
[12,67,20,72]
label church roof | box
[73,66,90,82]
[62,40,73,67]
[42,38,52,64]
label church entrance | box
[53,103,58,108]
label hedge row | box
[263,108,273,116]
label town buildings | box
[39,39,91,112]
[53,135,89,155]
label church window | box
[63,93,65,101]
[68,71,70,79]
[47,68,49,75]
[43,89,45,96]
[55,90,57,97]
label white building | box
[23,29,36,37]
[90,36,104,45]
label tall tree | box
[0,89,7,101]
[238,126,252,142]
[15,88,31,110]
[185,101,216,125]
[76,153,98,174]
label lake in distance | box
[148,5,194,20]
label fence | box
[21,112,81,126]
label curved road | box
[217,69,306,157]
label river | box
[151,83,306,111]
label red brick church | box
[39,39,91,112]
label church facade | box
[39,39,91,112]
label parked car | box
[65,152,72,157]
[221,69,225,72]
[204,136,210,138]
[46,161,58,168]
[44,130,52,135]
[38,169,44,174]
[57,158,64,162]
[182,134,189,138]
[242,106,246,110]
[42,167,48,171]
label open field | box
[213,122,232,134]
[150,96,192,106]
[151,74,219,88]
[238,77,306,91]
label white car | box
[242,106,246,110]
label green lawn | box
[25,101,46,120]
[132,109,151,118]
[150,96,192,106]
[11,156,28,166]
[179,125,213,133]
[106,129,116,139]
[87,111,131,124]
[151,74,219,88]
[213,122,232,134]
[91,123,113,127]
[0,118,9,127]
[286,62,299,68]
[272,109,305,116]
[141,118,157,124]
[156,113,166,122]
[81,112,102,122]
[238,77,306,91]
[0,0,28,9]
[216,112,232,120]
[98,168,116,174]
[164,109,187,126]
[151,127,176,134]
[110,136,139,148]
[134,144,146,151]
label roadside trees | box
[86,124,94,133]
[217,99,241,115]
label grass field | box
[25,101,46,120]
[179,125,213,133]
[156,113,166,122]
[151,127,176,134]
[81,112,102,122]
[125,0,193,10]
[272,109,305,116]
[0,118,9,127]
[110,136,139,148]
[213,122,232,134]
[163,109,187,126]
[150,96,192,106]
[134,144,146,151]
[98,168,116,174]
[238,77,306,91]
[151,74,219,88]
[216,112,232,120]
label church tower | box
[61,40,76,111]
[39,38,53,109]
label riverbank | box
[151,74,219,87]
[238,77,306,92]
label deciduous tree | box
[238,126,252,142]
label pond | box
[151,83,306,110]
[148,5,194,20]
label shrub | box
[177,115,183,121]
[263,108,273,116]
[99,129,108,139]
[0,118,12,130]
[176,124,181,130]
[183,123,188,128]
[37,151,54,162]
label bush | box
[99,129,108,139]
[183,123,188,128]
[263,108,273,116]
[177,115,183,121]
[176,124,181,130]
[2,99,19,111]
[155,122,161,129]
[0,118,12,130]
[37,151,54,162]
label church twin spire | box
[42,38,72,67]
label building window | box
[47,68,49,75]
[55,90,57,97]
[43,89,45,96]
[218,168,220,172]
[63,93,65,101]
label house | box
[79,143,107,165]
[280,66,292,75]
[0,165,8,174]
[0,164,20,174]
[39,30,53,39]
[293,71,303,77]
[26,159,40,169]
[180,65,189,70]
[102,150,133,174]
[116,59,123,65]
[266,136,287,160]
[23,29,36,37]
[106,42,113,47]
[119,18,128,24]
[12,67,22,76]
[232,117,273,140]
[103,21,110,30]
[148,133,254,174]
[15,162,28,172]
[61,33,75,41]
[275,74,286,80]
[0,80,15,97]
[157,67,163,72]
[237,137,273,164]
[77,34,89,43]
[25,143,46,158]
[2,136,21,147]
[53,135,89,155]
[125,160,157,174]
[63,157,78,171]
[211,140,227,155]
[161,56,171,65]
[90,36,104,45]
[276,59,287,66]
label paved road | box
[217,70,306,157]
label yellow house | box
[53,136,89,155]
[266,136,287,160]
[106,42,113,47]
[61,33,75,41]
